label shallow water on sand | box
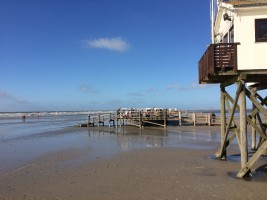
[0,114,223,173]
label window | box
[229,26,234,43]
[223,34,228,43]
[255,18,267,42]
[219,26,234,43]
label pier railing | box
[199,43,239,83]
[80,110,234,128]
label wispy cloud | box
[166,82,212,91]
[79,85,98,94]
[166,83,187,91]
[147,87,160,93]
[191,82,210,89]
[0,90,29,104]
[85,37,130,52]
[127,92,143,97]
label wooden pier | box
[80,109,222,128]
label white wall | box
[235,9,267,70]
[215,6,267,70]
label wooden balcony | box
[199,43,240,84]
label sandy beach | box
[1,125,267,200]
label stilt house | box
[199,0,267,178]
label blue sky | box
[0,0,221,112]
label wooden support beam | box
[251,91,257,150]
[219,86,226,158]
[245,88,267,118]
[164,109,167,128]
[225,90,267,140]
[215,133,236,158]
[220,76,239,88]
[216,82,242,158]
[239,81,248,170]
[237,140,267,178]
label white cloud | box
[85,37,130,52]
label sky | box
[0,0,222,112]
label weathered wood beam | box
[220,76,239,88]
[224,90,267,140]
[226,99,241,147]
[239,82,248,170]
[245,88,267,118]
[216,82,242,158]
[237,140,267,178]
[215,133,236,158]
[220,86,227,158]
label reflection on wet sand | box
[85,126,222,151]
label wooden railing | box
[199,43,239,83]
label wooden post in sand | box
[88,114,90,127]
[178,111,182,126]
[251,92,257,150]
[220,86,226,159]
[193,112,196,126]
[139,111,142,129]
[239,81,248,170]
[164,109,167,128]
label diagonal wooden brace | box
[237,140,267,177]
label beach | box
[1,120,267,199]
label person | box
[211,113,216,123]
[22,115,26,121]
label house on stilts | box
[199,0,267,177]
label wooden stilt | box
[179,111,182,126]
[239,81,248,172]
[193,112,196,127]
[139,111,142,129]
[251,95,257,150]
[220,86,226,159]
[98,113,100,127]
[164,109,167,128]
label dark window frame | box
[255,18,267,42]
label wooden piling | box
[239,81,248,171]
[164,109,167,128]
[251,92,257,150]
[193,112,196,127]
[220,86,226,159]
[178,111,182,126]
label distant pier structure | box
[83,109,220,129]
[199,0,267,177]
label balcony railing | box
[198,43,239,83]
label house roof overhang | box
[224,0,267,7]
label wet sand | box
[1,126,267,200]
